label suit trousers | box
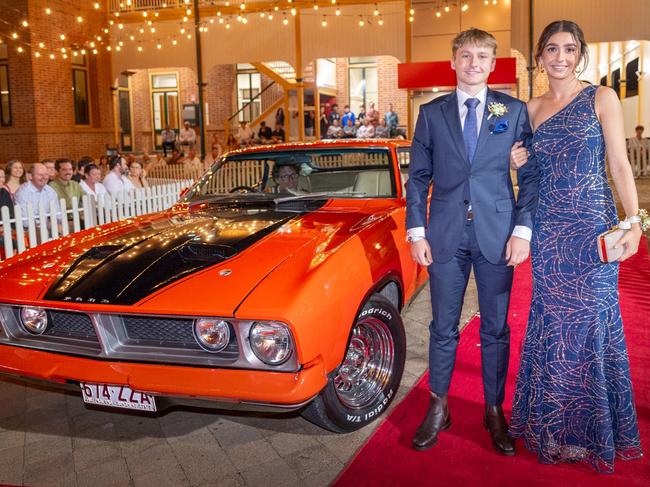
[427,220,513,406]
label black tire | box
[301,294,406,433]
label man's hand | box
[410,239,433,266]
[505,235,529,267]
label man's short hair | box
[41,158,54,165]
[54,158,73,171]
[108,155,122,170]
[635,125,644,131]
[452,28,497,56]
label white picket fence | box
[0,180,191,261]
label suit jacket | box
[406,88,539,264]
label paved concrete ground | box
[1,177,647,487]
[0,277,478,487]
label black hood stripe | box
[43,204,313,305]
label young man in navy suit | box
[406,29,539,455]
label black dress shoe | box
[412,392,451,451]
[483,405,515,456]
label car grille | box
[0,307,243,366]
[45,310,97,341]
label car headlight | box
[249,322,293,365]
[193,318,231,352]
[20,307,49,335]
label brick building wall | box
[334,56,407,130]
[205,64,236,144]
[0,0,114,165]
[129,67,198,154]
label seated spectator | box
[183,149,203,180]
[73,156,95,183]
[203,146,222,171]
[80,164,108,198]
[326,119,344,139]
[0,170,14,218]
[328,104,341,126]
[384,103,399,136]
[49,158,85,209]
[374,119,390,138]
[272,123,286,143]
[160,124,177,157]
[97,155,109,176]
[367,102,380,126]
[15,163,60,225]
[4,159,26,201]
[257,121,273,143]
[127,160,150,189]
[167,147,184,165]
[41,159,56,182]
[343,119,357,138]
[226,134,240,152]
[179,121,197,154]
[140,153,155,176]
[357,104,367,122]
[211,133,224,158]
[356,118,375,139]
[103,156,135,196]
[237,121,255,146]
[341,105,355,128]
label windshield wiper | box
[273,191,366,204]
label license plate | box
[80,382,156,412]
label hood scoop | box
[43,208,297,305]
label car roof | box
[223,139,411,158]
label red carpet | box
[335,241,650,487]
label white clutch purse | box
[597,227,627,263]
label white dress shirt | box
[103,171,135,196]
[408,87,531,242]
[456,86,487,137]
[15,181,61,224]
[80,180,108,198]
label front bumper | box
[0,344,328,411]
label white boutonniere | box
[487,102,508,120]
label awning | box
[398,57,517,89]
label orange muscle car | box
[0,140,427,432]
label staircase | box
[225,61,316,142]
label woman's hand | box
[616,224,643,262]
[510,141,530,170]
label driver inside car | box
[269,163,311,195]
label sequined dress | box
[509,85,642,472]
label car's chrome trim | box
[0,305,299,372]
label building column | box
[404,0,413,139]
[295,11,305,140]
[111,86,120,148]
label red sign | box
[398,58,517,89]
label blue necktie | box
[463,98,480,162]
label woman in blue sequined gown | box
[509,21,643,473]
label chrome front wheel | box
[334,317,394,409]
[301,294,406,432]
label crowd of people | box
[320,102,404,139]
[0,155,154,220]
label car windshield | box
[182,148,397,202]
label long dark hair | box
[535,20,589,74]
